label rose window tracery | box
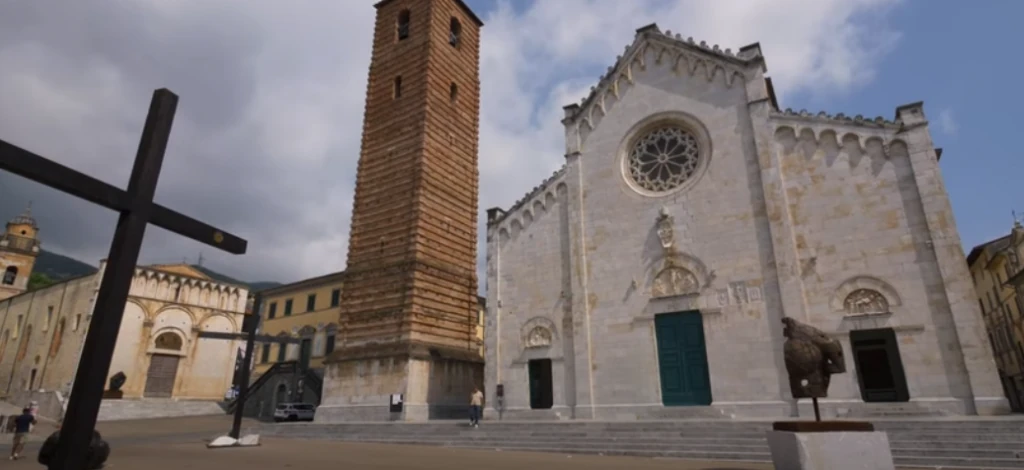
[627,126,701,193]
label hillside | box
[35,250,99,280]
[189,265,282,292]
[33,250,282,292]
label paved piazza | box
[0,415,776,470]
[0,415,952,469]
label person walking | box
[9,407,36,460]
[469,387,484,428]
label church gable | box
[146,263,212,281]
[562,23,765,146]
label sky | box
[0,0,1021,287]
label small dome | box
[9,203,37,229]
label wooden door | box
[655,311,712,406]
[144,354,180,398]
[850,328,909,402]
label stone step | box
[272,431,1022,455]
[260,420,1024,469]
[269,425,1024,442]
[266,430,1024,453]
[285,436,1024,469]
[97,399,224,422]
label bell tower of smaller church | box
[0,204,41,301]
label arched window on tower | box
[393,76,402,99]
[2,266,17,285]
[396,9,411,41]
[449,17,462,47]
[449,82,459,103]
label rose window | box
[627,126,701,193]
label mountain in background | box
[33,250,282,292]
[34,250,99,280]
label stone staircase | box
[259,419,1024,469]
[97,399,224,421]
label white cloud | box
[0,0,903,285]
[936,108,958,136]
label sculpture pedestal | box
[767,421,895,470]
[102,390,124,399]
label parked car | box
[273,403,316,422]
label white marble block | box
[766,430,896,470]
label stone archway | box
[145,331,184,398]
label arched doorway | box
[145,331,184,398]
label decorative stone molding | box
[563,24,760,134]
[646,251,715,295]
[830,275,902,316]
[772,124,908,159]
[826,324,925,338]
[651,266,699,298]
[655,207,674,250]
[491,168,567,242]
[520,316,558,349]
[525,326,552,348]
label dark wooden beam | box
[17,88,251,470]
[0,138,246,254]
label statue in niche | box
[652,267,699,298]
[781,317,846,399]
[525,326,552,348]
[844,289,889,315]
[655,207,674,250]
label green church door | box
[655,311,712,406]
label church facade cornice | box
[769,104,930,157]
[486,165,567,230]
[561,23,765,132]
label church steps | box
[260,421,1024,468]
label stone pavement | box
[7,438,775,470]
[0,414,774,469]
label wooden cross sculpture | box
[0,89,247,470]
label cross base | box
[207,434,261,449]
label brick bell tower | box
[319,0,483,422]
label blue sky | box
[0,0,1020,283]
[467,0,1022,254]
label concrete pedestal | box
[766,430,895,470]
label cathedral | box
[0,206,250,418]
[483,24,1009,420]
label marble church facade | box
[484,24,1008,420]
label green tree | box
[28,272,55,291]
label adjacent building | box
[485,23,1008,420]
[0,205,41,302]
[254,271,346,377]
[967,223,1024,411]
[252,264,487,381]
[0,209,251,412]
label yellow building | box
[967,223,1024,412]
[0,205,41,301]
[253,266,486,375]
[0,209,251,419]
[254,271,346,376]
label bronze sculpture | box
[782,317,846,421]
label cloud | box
[0,0,902,286]
[936,108,958,136]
